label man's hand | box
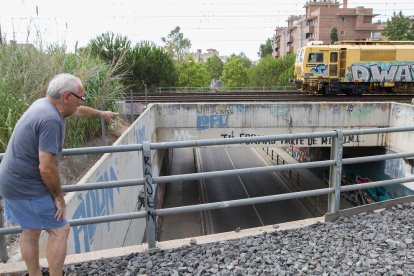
[54,195,66,221]
[100,111,119,121]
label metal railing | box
[155,86,297,93]
[2,126,414,262]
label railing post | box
[0,204,8,263]
[328,129,344,213]
[130,89,134,123]
[143,141,156,248]
[100,103,107,146]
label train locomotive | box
[294,40,414,95]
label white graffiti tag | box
[349,63,414,82]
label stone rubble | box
[63,203,414,275]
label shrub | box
[0,43,126,152]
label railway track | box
[125,91,414,103]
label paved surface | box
[158,148,202,241]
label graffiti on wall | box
[220,131,364,146]
[197,114,229,130]
[72,166,120,253]
[271,104,291,117]
[173,130,196,141]
[136,125,146,144]
[346,62,414,82]
[286,146,311,162]
[196,104,251,115]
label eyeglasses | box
[69,92,86,102]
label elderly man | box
[0,73,115,276]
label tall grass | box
[0,43,126,152]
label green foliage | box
[88,32,131,65]
[258,38,273,58]
[175,58,210,88]
[250,54,295,87]
[0,42,126,152]
[205,55,224,80]
[330,27,339,44]
[384,11,414,40]
[161,26,192,62]
[127,41,177,91]
[250,56,280,86]
[221,56,251,88]
[236,52,253,68]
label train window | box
[308,53,323,63]
[330,52,338,62]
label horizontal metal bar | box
[153,160,336,184]
[62,179,145,192]
[154,187,335,216]
[62,144,143,156]
[343,126,414,136]
[342,151,414,165]
[69,211,147,226]
[341,176,414,192]
[0,211,147,235]
[0,226,21,235]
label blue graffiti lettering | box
[136,125,146,144]
[196,114,229,130]
[72,166,119,253]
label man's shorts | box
[3,194,68,230]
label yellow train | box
[294,41,414,95]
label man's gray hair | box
[46,73,84,99]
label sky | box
[1,0,413,60]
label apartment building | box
[272,0,385,57]
[191,48,219,62]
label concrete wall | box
[387,103,414,190]
[155,102,390,147]
[35,106,163,256]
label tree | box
[250,53,295,87]
[237,52,253,68]
[205,55,224,81]
[250,55,280,87]
[330,27,338,44]
[221,56,250,88]
[258,38,273,58]
[161,26,192,62]
[88,32,131,65]
[175,58,209,88]
[384,11,414,40]
[127,41,177,91]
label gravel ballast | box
[63,203,414,275]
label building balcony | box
[355,23,379,31]
[274,41,280,49]
[305,24,314,34]
[288,35,294,43]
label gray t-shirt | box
[0,98,65,199]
